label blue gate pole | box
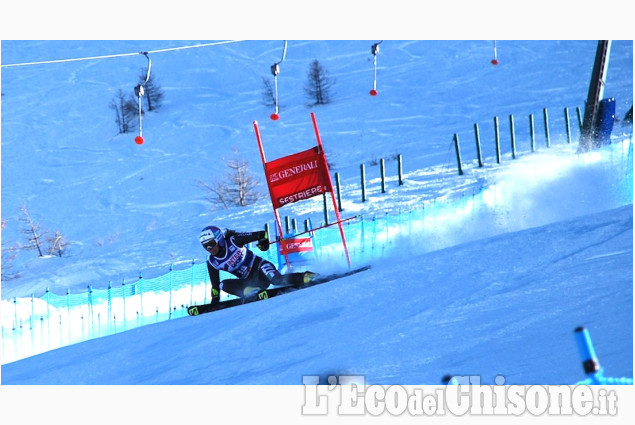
[574,326,602,383]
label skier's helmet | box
[200,225,225,249]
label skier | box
[200,225,317,303]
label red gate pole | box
[310,112,352,267]
[253,120,289,267]
[253,120,267,165]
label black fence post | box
[380,158,386,193]
[510,114,517,159]
[397,154,404,185]
[529,114,536,152]
[565,107,572,144]
[453,133,464,175]
[323,194,329,225]
[285,216,291,234]
[335,172,343,211]
[474,123,483,167]
[494,116,501,164]
[543,108,551,147]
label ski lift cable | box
[0,40,246,68]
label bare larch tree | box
[304,59,335,106]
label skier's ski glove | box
[257,230,270,251]
[257,237,270,251]
[211,288,220,304]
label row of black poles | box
[281,155,406,229]
[358,155,404,203]
[277,155,404,232]
[454,106,582,175]
[264,218,312,237]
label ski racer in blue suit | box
[200,225,316,303]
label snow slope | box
[1,203,632,385]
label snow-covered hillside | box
[1,40,632,298]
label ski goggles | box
[200,226,223,248]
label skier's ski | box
[187,265,371,316]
